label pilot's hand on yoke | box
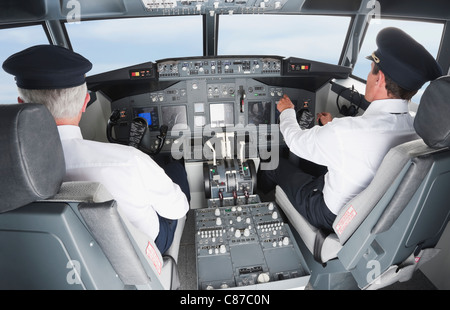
[317,112,333,126]
[277,94,295,113]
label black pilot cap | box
[2,44,92,90]
[366,27,442,91]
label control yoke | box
[107,109,167,156]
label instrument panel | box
[88,55,351,158]
[110,76,314,157]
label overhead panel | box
[140,0,300,15]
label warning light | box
[287,62,311,73]
[129,68,153,79]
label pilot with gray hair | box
[258,27,442,232]
[2,44,190,254]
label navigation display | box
[133,106,159,131]
[161,105,188,130]
[248,101,271,125]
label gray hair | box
[18,83,87,119]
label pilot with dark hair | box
[2,45,190,254]
[258,27,442,232]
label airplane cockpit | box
[1,0,450,294]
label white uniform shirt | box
[280,99,418,215]
[57,125,189,240]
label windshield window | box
[218,14,351,64]
[353,19,444,104]
[65,16,203,75]
[0,25,49,104]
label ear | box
[17,96,24,103]
[81,92,90,113]
[377,70,386,88]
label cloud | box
[0,27,47,45]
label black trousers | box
[154,215,178,254]
[257,156,336,232]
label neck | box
[55,118,80,126]
[55,111,82,126]
[368,91,398,102]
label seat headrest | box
[414,75,450,148]
[0,103,65,213]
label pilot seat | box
[275,75,450,289]
[0,103,184,290]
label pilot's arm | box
[133,150,189,220]
[277,95,341,168]
[109,147,189,241]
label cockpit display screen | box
[248,101,271,125]
[133,106,159,131]
[210,102,234,128]
[161,105,188,131]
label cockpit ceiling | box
[1,0,450,25]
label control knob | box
[234,229,241,238]
[272,211,278,219]
[257,273,270,284]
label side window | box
[0,25,49,104]
[353,19,443,104]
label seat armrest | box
[78,200,150,286]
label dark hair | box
[372,64,418,100]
